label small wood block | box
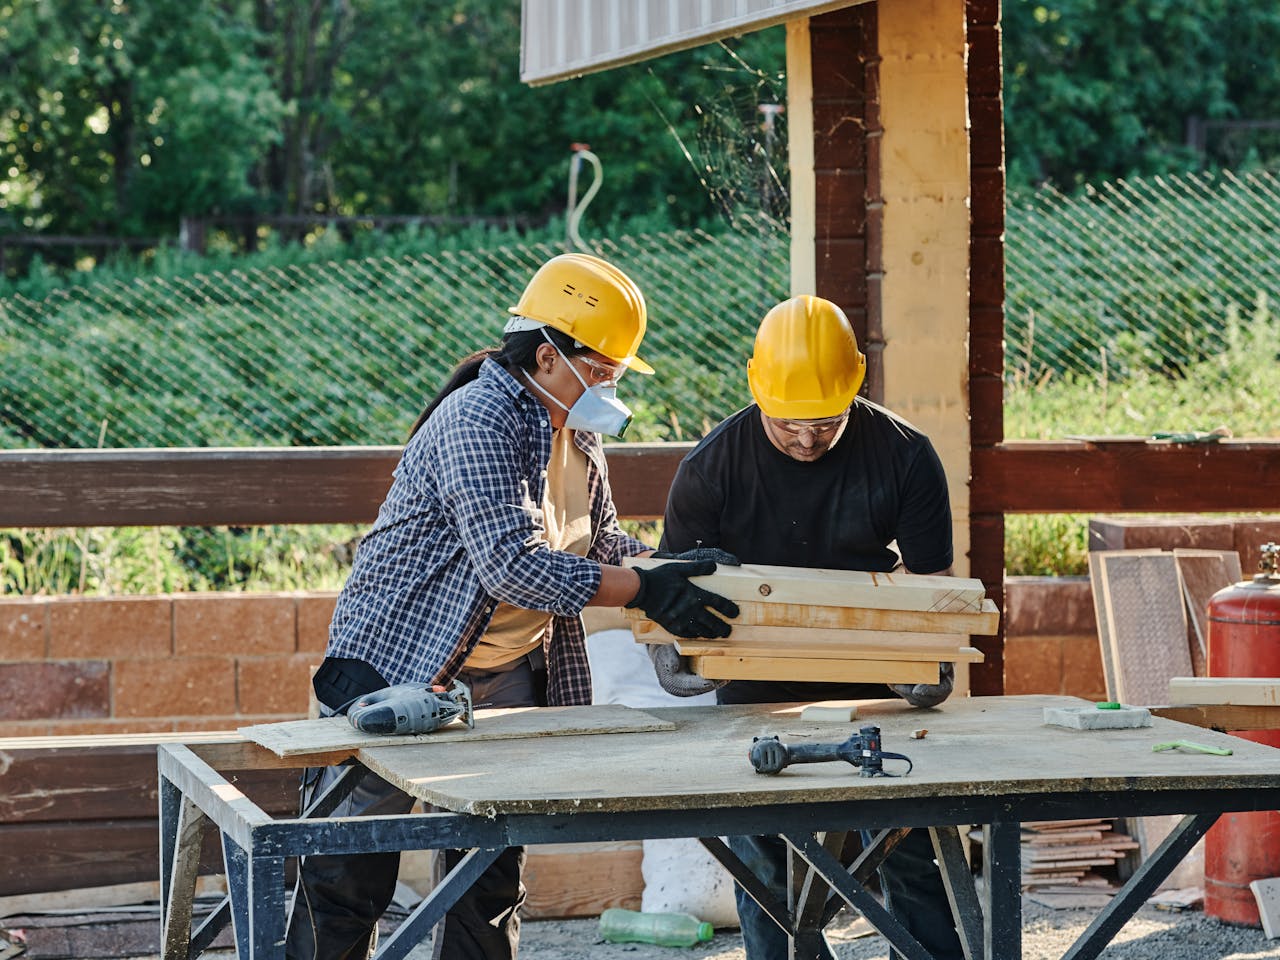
[800,702,860,722]
[1167,676,1280,707]
[688,655,939,685]
[623,598,1000,635]
[622,558,988,613]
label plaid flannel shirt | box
[327,358,648,705]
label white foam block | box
[1042,705,1152,730]
[801,701,860,722]
[1252,877,1280,938]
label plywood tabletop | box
[355,695,1280,817]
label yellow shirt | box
[465,428,593,670]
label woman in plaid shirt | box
[287,254,738,960]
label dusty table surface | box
[353,694,1280,817]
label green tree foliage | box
[1,0,784,250]
[1003,0,1280,188]
[0,0,285,234]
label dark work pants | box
[285,659,540,960]
[719,679,964,960]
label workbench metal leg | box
[930,826,982,960]
[818,827,912,928]
[699,836,793,936]
[793,832,846,960]
[785,833,935,960]
[982,819,1021,960]
[301,763,369,819]
[373,847,505,960]
[190,900,232,959]
[223,833,287,960]
[1059,812,1218,960]
[160,778,206,960]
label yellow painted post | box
[786,17,816,297]
[877,0,971,576]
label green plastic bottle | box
[598,907,714,947]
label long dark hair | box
[408,326,588,439]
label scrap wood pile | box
[1019,819,1139,891]
[624,559,999,685]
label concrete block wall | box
[0,592,336,735]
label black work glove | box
[888,662,955,708]
[647,643,727,697]
[650,547,741,566]
[625,560,739,639]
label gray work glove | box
[888,662,955,708]
[650,547,741,566]
[647,642,727,697]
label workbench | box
[157,694,1280,960]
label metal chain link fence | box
[0,224,788,447]
[2,169,1278,449]
[1005,169,1280,385]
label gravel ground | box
[510,901,1280,960]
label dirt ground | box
[510,902,1280,960]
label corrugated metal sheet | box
[521,0,862,85]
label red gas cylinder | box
[1204,542,1280,926]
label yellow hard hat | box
[508,253,654,374]
[747,295,866,419]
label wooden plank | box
[970,441,1280,513]
[689,655,939,684]
[241,704,675,758]
[623,558,988,613]
[1173,550,1243,677]
[1150,704,1280,731]
[0,744,297,824]
[633,618,965,650]
[0,443,692,527]
[523,842,643,919]
[625,598,999,635]
[1088,551,1164,701]
[675,638,985,664]
[1167,677,1280,707]
[355,696,1280,817]
[1099,553,1193,706]
[0,820,229,897]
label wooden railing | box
[5,439,1280,695]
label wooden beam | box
[675,638,986,663]
[971,441,1280,513]
[0,442,693,527]
[690,654,939,684]
[1167,677,1280,706]
[624,558,988,612]
[627,598,999,635]
[1150,704,1280,732]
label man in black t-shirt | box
[653,295,963,960]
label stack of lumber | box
[1019,819,1139,891]
[622,559,998,685]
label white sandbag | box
[585,627,717,708]
[641,837,740,929]
[586,627,733,926]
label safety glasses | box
[769,408,850,438]
[573,354,626,386]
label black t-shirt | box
[660,398,953,703]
